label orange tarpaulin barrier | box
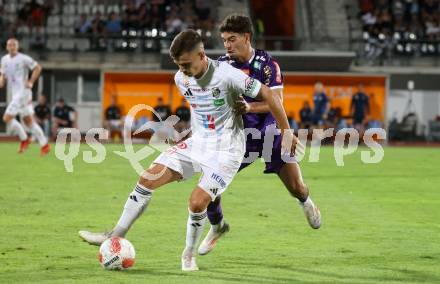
[102,71,387,123]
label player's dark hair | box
[219,14,254,40]
[169,29,203,59]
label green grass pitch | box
[0,143,439,283]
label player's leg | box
[200,154,255,255]
[3,104,30,153]
[22,114,50,155]
[278,162,321,229]
[79,163,181,245]
[182,186,212,271]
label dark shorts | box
[353,116,364,125]
[239,133,297,174]
[312,114,324,125]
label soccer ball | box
[98,237,135,270]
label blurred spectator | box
[195,0,213,30]
[299,101,313,130]
[174,98,190,133]
[75,14,92,34]
[5,0,216,52]
[104,96,123,141]
[326,106,342,129]
[34,94,51,137]
[166,10,183,35]
[153,97,172,122]
[105,12,122,34]
[91,12,106,36]
[52,98,77,139]
[312,82,329,127]
[351,84,370,132]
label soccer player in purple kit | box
[198,15,322,255]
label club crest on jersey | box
[253,61,261,70]
[211,87,221,98]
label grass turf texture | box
[0,143,439,284]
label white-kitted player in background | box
[0,38,50,155]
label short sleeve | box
[262,59,283,89]
[221,62,261,98]
[22,54,38,70]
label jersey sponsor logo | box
[211,173,226,188]
[213,98,225,106]
[244,77,257,95]
[263,65,272,85]
[203,114,215,129]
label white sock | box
[185,209,207,255]
[7,119,28,141]
[301,196,314,207]
[212,218,225,232]
[30,122,47,146]
[112,183,153,237]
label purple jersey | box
[218,49,284,132]
[219,50,290,174]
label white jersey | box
[174,58,262,155]
[0,52,38,98]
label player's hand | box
[25,81,33,89]
[281,130,305,157]
[233,96,250,115]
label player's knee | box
[188,197,208,213]
[138,175,158,190]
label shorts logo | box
[210,188,219,196]
[211,173,226,188]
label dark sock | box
[207,196,223,225]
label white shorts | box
[153,137,242,200]
[5,90,34,117]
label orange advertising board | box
[102,71,387,123]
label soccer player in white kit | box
[79,30,302,271]
[0,38,50,155]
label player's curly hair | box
[169,29,203,59]
[219,14,254,40]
